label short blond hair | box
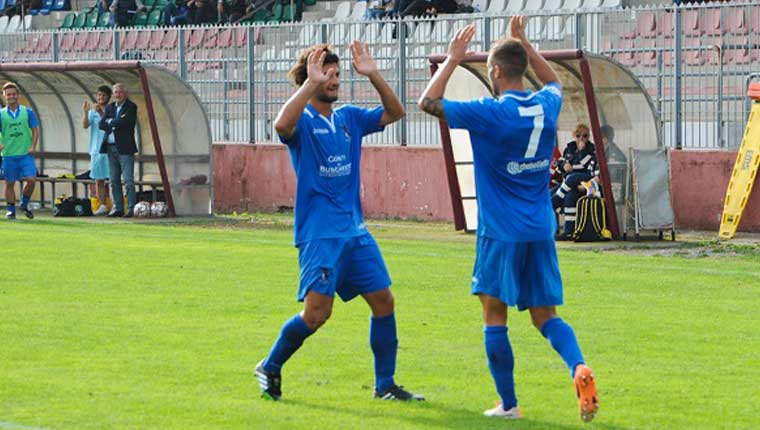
[2,82,19,93]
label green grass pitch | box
[1,215,758,430]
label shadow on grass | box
[282,397,634,430]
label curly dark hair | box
[288,44,340,87]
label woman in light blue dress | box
[82,85,112,215]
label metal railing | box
[0,1,757,148]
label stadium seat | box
[286,24,314,47]
[543,0,562,11]
[234,26,248,47]
[489,17,506,40]
[216,27,232,48]
[658,11,672,38]
[84,31,100,51]
[726,38,751,65]
[412,21,432,43]
[373,46,395,70]
[320,1,350,22]
[0,16,8,33]
[684,38,706,66]
[378,21,394,44]
[486,0,505,14]
[504,0,523,11]
[267,1,283,21]
[682,10,701,36]
[281,3,292,21]
[349,1,366,20]
[97,12,110,27]
[19,14,32,30]
[146,9,161,26]
[143,0,156,7]
[159,28,176,48]
[562,0,580,10]
[635,39,656,66]
[750,7,760,35]
[328,22,347,46]
[636,11,656,38]
[361,21,381,42]
[72,31,88,52]
[304,0,315,5]
[97,30,112,51]
[135,29,151,49]
[701,9,723,36]
[188,28,205,49]
[582,0,601,8]
[0,0,6,12]
[251,9,268,22]
[726,8,747,35]
[544,15,563,41]
[134,12,148,26]
[5,15,21,32]
[72,11,88,28]
[408,45,427,69]
[522,0,542,12]
[51,0,67,10]
[85,11,99,28]
[600,0,618,7]
[149,29,164,48]
[59,12,75,28]
[59,31,76,51]
[525,15,543,40]
[563,15,575,37]
[121,30,139,50]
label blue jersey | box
[279,103,385,245]
[443,82,563,242]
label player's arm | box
[30,127,39,154]
[350,41,404,126]
[82,100,91,129]
[418,24,476,119]
[274,47,333,139]
[511,16,560,87]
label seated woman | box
[551,123,599,239]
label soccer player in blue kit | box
[418,17,599,422]
[255,41,424,402]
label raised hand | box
[306,46,335,84]
[83,99,91,114]
[448,24,475,64]
[510,15,528,43]
[350,40,378,77]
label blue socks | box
[370,313,397,392]
[20,195,30,209]
[540,317,585,377]
[263,314,315,374]
[484,325,517,409]
[7,203,15,214]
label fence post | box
[397,18,407,146]
[574,13,582,50]
[716,46,723,148]
[178,28,187,81]
[483,16,491,52]
[247,26,256,143]
[673,7,682,149]
[112,29,120,60]
[52,32,59,62]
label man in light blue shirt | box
[418,17,599,422]
[255,42,423,403]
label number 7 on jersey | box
[518,104,545,158]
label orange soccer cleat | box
[574,364,599,422]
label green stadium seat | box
[85,10,99,28]
[280,4,291,22]
[97,11,110,27]
[73,11,88,28]
[146,9,161,26]
[143,0,156,7]
[251,9,268,23]
[134,12,148,26]
[60,11,75,28]
[303,0,315,5]
[267,2,282,22]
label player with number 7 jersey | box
[417,17,598,423]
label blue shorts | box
[1,154,36,182]
[297,233,392,302]
[90,153,110,180]
[471,237,563,311]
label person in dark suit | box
[99,83,138,218]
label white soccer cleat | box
[483,404,522,419]
[94,205,108,216]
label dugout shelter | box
[0,61,213,216]
[430,49,674,239]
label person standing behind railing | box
[110,0,146,26]
[82,85,112,216]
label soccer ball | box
[150,201,168,218]
[133,201,151,218]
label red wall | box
[213,144,454,221]
[670,150,760,231]
[214,144,760,232]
